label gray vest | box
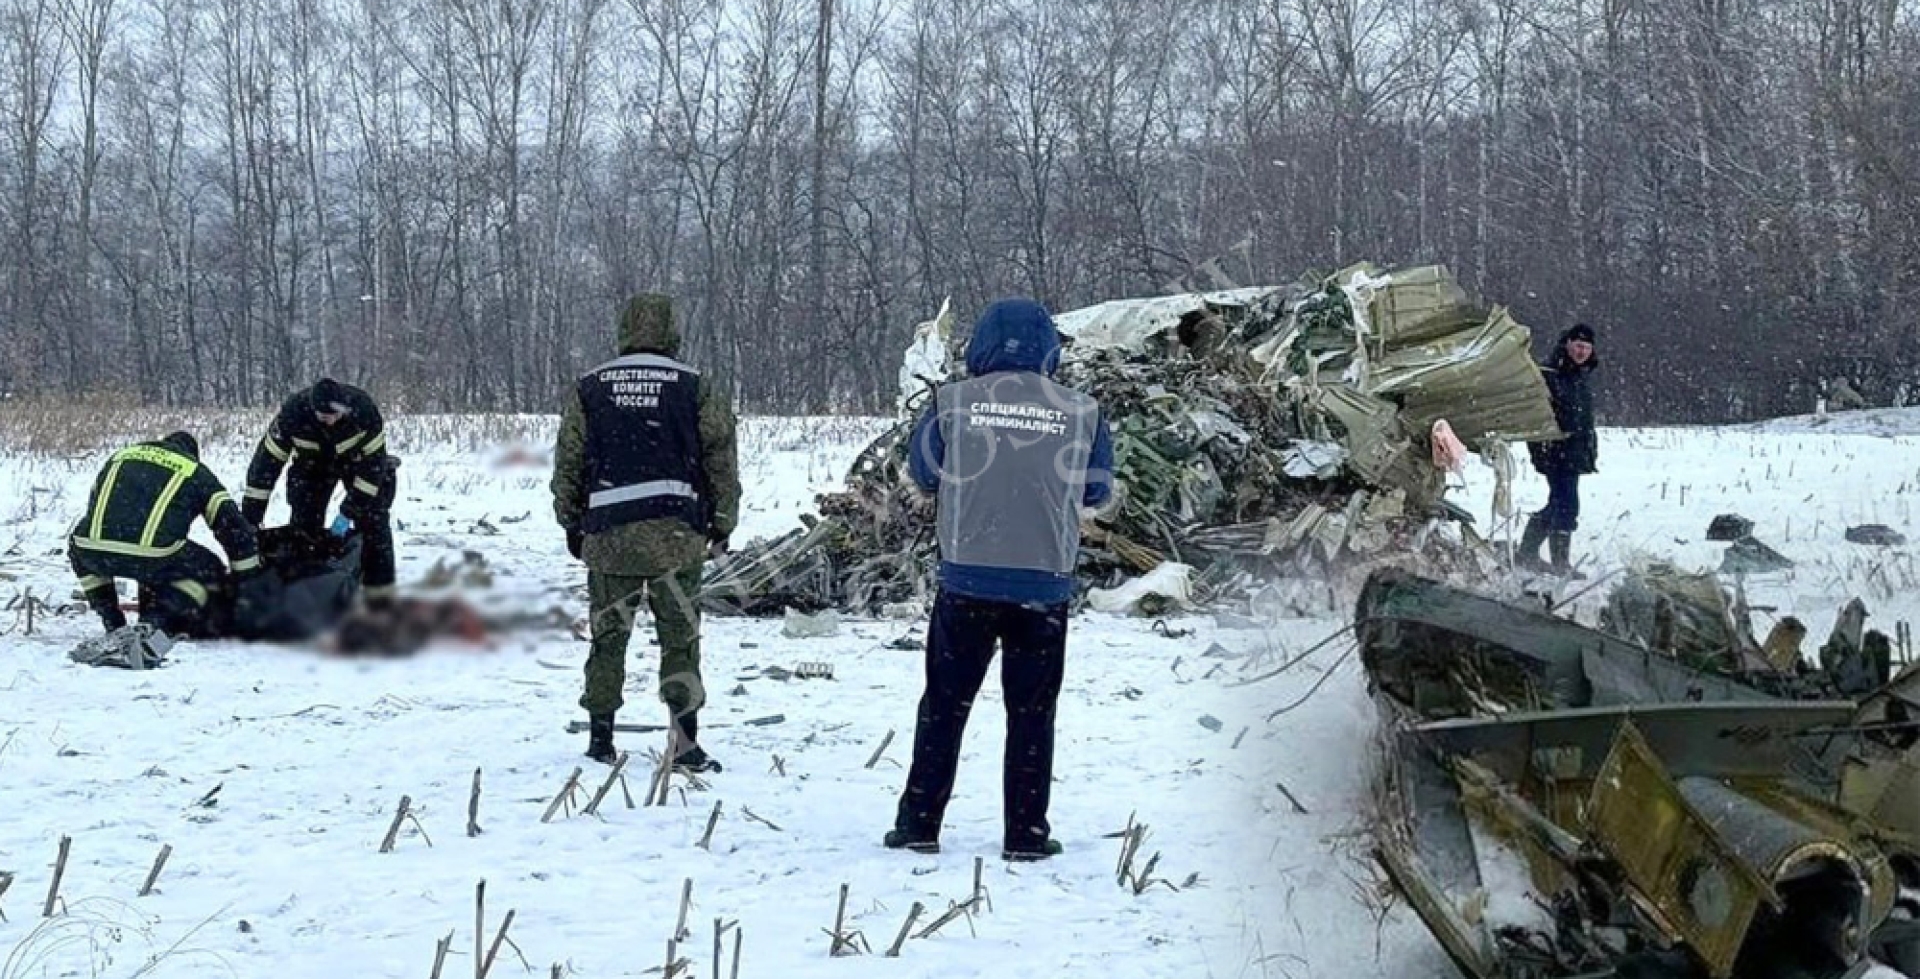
[934,372,1100,574]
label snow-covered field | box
[4,409,1918,978]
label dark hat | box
[1566,323,1596,345]
[310,377,348,414]
[160,430,199,459]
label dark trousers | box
[288,457,396,594]
[69,540,228,636]
[1537,469,1582,533]
[895,590,1068,852]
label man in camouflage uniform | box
[552,294,740,770]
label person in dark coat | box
[1520,323,1599,575]
[68,431,264,637]
[884,298,1114,862]
[241,378,399,608]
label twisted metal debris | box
[704,263,1563,616]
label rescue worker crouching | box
[241,377,400,609]
[551,293,741,772]
[68,431,267,637]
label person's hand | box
[707,535,730,560]
[566,529,583,560]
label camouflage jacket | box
[551,294,741,577]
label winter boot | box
[84,586,126,633]
[1003,839,1064,862]
[585,713,618,764]
[1548,533,1586,580]
[1515,514,1550,572]
[673,712,722,774]
[882,829,940,854]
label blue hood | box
[964,298,1062,376]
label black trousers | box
[1537,468,1582,533]
[288,457,396,594]
[895,590,1068,852]
[69,540,228,636]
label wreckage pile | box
[705,264,1563,616]
[1360,567,1920,979]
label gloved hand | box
[566,529,583,560]
[241,497,268,527]
[707,535,730,560]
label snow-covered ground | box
[1729,405,1920,438]
[0,413,1442,979]
[4,412,1916,978]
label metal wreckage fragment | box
[1359,567,1920,979]
[701,262,1562,616]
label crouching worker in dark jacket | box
[1520,323,1599,576]
[68,431,264,637]
[552,293,741,772]
[241,378,399,607]
[886,297,1114,862]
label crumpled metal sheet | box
[1053,287,1282,354]
[1362,570,1920,979]
[1586,721,1774,979]
[711,263,1562,617]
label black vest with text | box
[577,352,706,534]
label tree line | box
[2,0,1915,422]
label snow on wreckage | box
[701,261,1565,618]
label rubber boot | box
[1548,532,1586,579]
[586,713,617,764]
[1516,513,1550,572]
[674,711,721,773]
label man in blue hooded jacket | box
[885,297,1114,862]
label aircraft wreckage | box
[1359,568,1920,979]
[703,263,1560,616]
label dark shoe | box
[1003,839,1063,862]
[883,829,940,854]
[585,713,617,764]
[1515,514,1550,571]
[94,602,128,633]
[674,746,722,774]
[1548,533,1587,579]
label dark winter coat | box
[243,379,389,524]
[1529,328,1599,476]
[72,435,261,571]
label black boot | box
[673,712,722,774]
[585,713,617,764]
[883,829,940,854]
[1515,513,1550,571]
[84,585,126,632]
[1548,533,1586,579]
